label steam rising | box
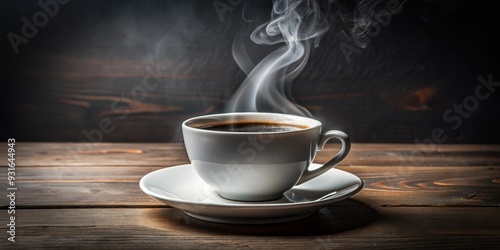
[226,0,407,116]
[334,0,405,48]
[226,0,329,117]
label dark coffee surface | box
[202,123,305,132]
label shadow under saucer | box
[144,198,378,236]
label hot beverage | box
[201,122,307,133]
[182,112,350,201]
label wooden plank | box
[0,166,161,181]
[319,143,500,167]
[0,143,190,166]
[5,40,500,144]
[4,0,500,144]
[6,205,500,249]
[1,143,499,167]
[1,165,498,207]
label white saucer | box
[139,164,363,224]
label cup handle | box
[296,130,351,185]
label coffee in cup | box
[200,122,307,133]
[182,112,350,201]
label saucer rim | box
[139,163,363,209]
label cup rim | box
[182,112,322,135]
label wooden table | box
[1,143,499,249]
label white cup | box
[182,112,350,201]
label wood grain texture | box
[0,143,498,208]
[0,165,498,208]
[0,143,189,166]
[6,206,500,249]
[0,143,499,249]
[3,1,500,143]
[1,142,499,166]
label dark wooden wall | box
[2,0,499,143]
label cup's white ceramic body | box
[182,112,350,201]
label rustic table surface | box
[1,142,499,249]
